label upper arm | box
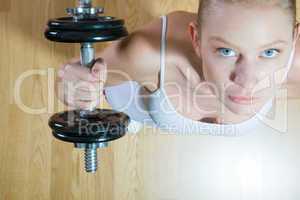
[98,30,161,90]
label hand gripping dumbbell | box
[45,0,130,173]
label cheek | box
[260,54,292,85]
[202,51,233,86]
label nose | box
[230,60,259,90]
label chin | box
[226,103,254,116]
[228,105,255,116]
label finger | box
[62,62,100,82]
[60,78,103,93]
[91,58,107,82]
[64,84,102,101]
[74,99,100,110]
[74,92,101,102]
[63,91,100,110]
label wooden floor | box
[1,0,300,200]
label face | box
[190,2,297,116]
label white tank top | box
[104,15,296,136]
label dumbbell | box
[45,0,130,173]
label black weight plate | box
[47,16,125,31]
[49,109,130,143]
[45,16,128,43]
[45,28,128,43]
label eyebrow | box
[209,36,288,50]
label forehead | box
[201,2,294,46]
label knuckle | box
[95,57,106,65]
[64,64,72,71]
[57,69,64,78]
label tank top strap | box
[159,15,168,89]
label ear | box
[188,21,202,57]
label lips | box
[228,95,259,105]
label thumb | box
[91,58,107,82]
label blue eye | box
[261,49,280,58]
[218,48,237,57]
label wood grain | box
[1,0,300,200]
[0,0,11,12]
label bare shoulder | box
[166,11,204,83]
[111,11,199,90]
[167,10,197,23]
[121,10,197,53]
[118,10,198,55]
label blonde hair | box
[198,0,297,24]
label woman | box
[56,0,300,135]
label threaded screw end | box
[84,148,98,173]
